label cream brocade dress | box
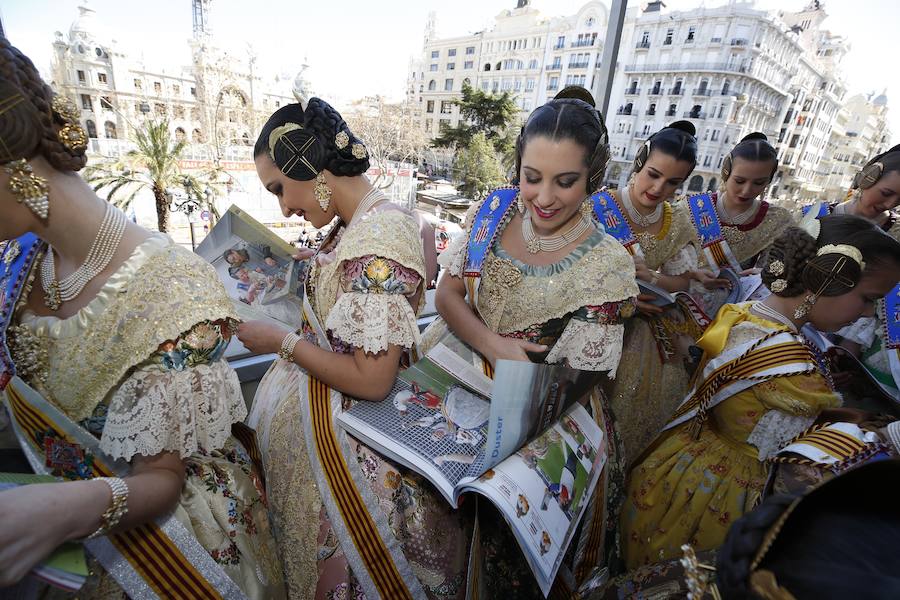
[246,207,473,600]
[605,197,702,465]
[8,234,284,599]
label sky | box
[1,0,897,142]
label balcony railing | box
[710,37,723,44]
[636,41,650,49]
[669,87,683,95]
[685,37,695,44]
[731,38,749,46]
[648,87,663,96]
[624,87,641,95]
[645,110,657,116]
[616,108,634,115]
[547,84,559,91]
[693,87,713,96]
[624,62,750,75]
[546,63,562,70]
[571,40,594,48]
[568,62,590,69]
[683,111,707,119]
[665,110,677,116]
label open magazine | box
[195,205,308,332]
[639,268,747,307]
[338,343,608,596]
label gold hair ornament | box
[816,244,865,270]
[335,130,349,150]
[267,122,303,161]
[351,143,368,159]
[51,94,87,153]
[767,260,784,276]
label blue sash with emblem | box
[801,202,830,219]
[589,189,642,257]
[883,283,900,389]
[0,234,41,389]
[463,186,518,311]
[687,192,741,272]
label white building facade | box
[47,3,297,224]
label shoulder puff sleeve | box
[324,209,426,354]
[544,300,636,375]
[746,373,842,460]
[99,319,246,462]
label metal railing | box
[568,62,590,69]
[683,111,707,119]
[635,41,650,49]
[624,87,641,95]
[625,62,749,74]
[692,87,713,96]
[648,87,663,96]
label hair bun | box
[554,86,596,107]
[664,120,696,138]
[741,132,768,143]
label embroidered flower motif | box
[184,321,220,350]
[364,257,392,286]
[385,471,402,490]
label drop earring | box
[4,159,50,220]
[314,171,332,212]
[793,293,816,319]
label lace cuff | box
[544,319,625,375]
[747,410,816,460]
[100,360,246,461]
[660,244,698,277]
[325,292,421,354]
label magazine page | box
[338,351,492,503]
[457,402,607,597]
[337,344,601,505]
[638,280,675,307]
[195,205,308,331]
[479,359,603,473]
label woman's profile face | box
[630,150,693,211]
[858,170,900,219]
[808,265,899,332]
[255,154,331,228]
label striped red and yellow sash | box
[6,383,224,600]
[307,375,413,600]
[707,241,731,270]
[671,340,814,422]
[793,426,867,459]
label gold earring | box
[4,159,50,220]
[516,193,525,213]
[579,198,594,219]
[314,171,332,212]
[793,293,816,319]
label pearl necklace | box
[349,187,386,225]
[621,183,663,227]
[521,210,593,254]
[751,301,797,332]
[41,203,127,310]
[717,192,759,225]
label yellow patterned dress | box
[6,234,285,599]
[620,305,839,568]
[245,205,473,600]
[605,197,703,466]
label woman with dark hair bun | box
[0,39,284,597]
[236,98,466,599]
[621,214,900,567]
[689,133,794,315]
[603,120,728,468]
[829,145,900,400]
[430,88,639,595]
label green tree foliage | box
[455,132,506,200]
[432,83,518,156]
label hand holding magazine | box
[338,343,608,596]
[195,206,310,353]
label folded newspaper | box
[338,343,608,596]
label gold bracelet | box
[86,477,129,540]
[278,331,302,361]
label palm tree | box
[86,119,220,232]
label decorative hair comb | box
[817,244,865,270]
